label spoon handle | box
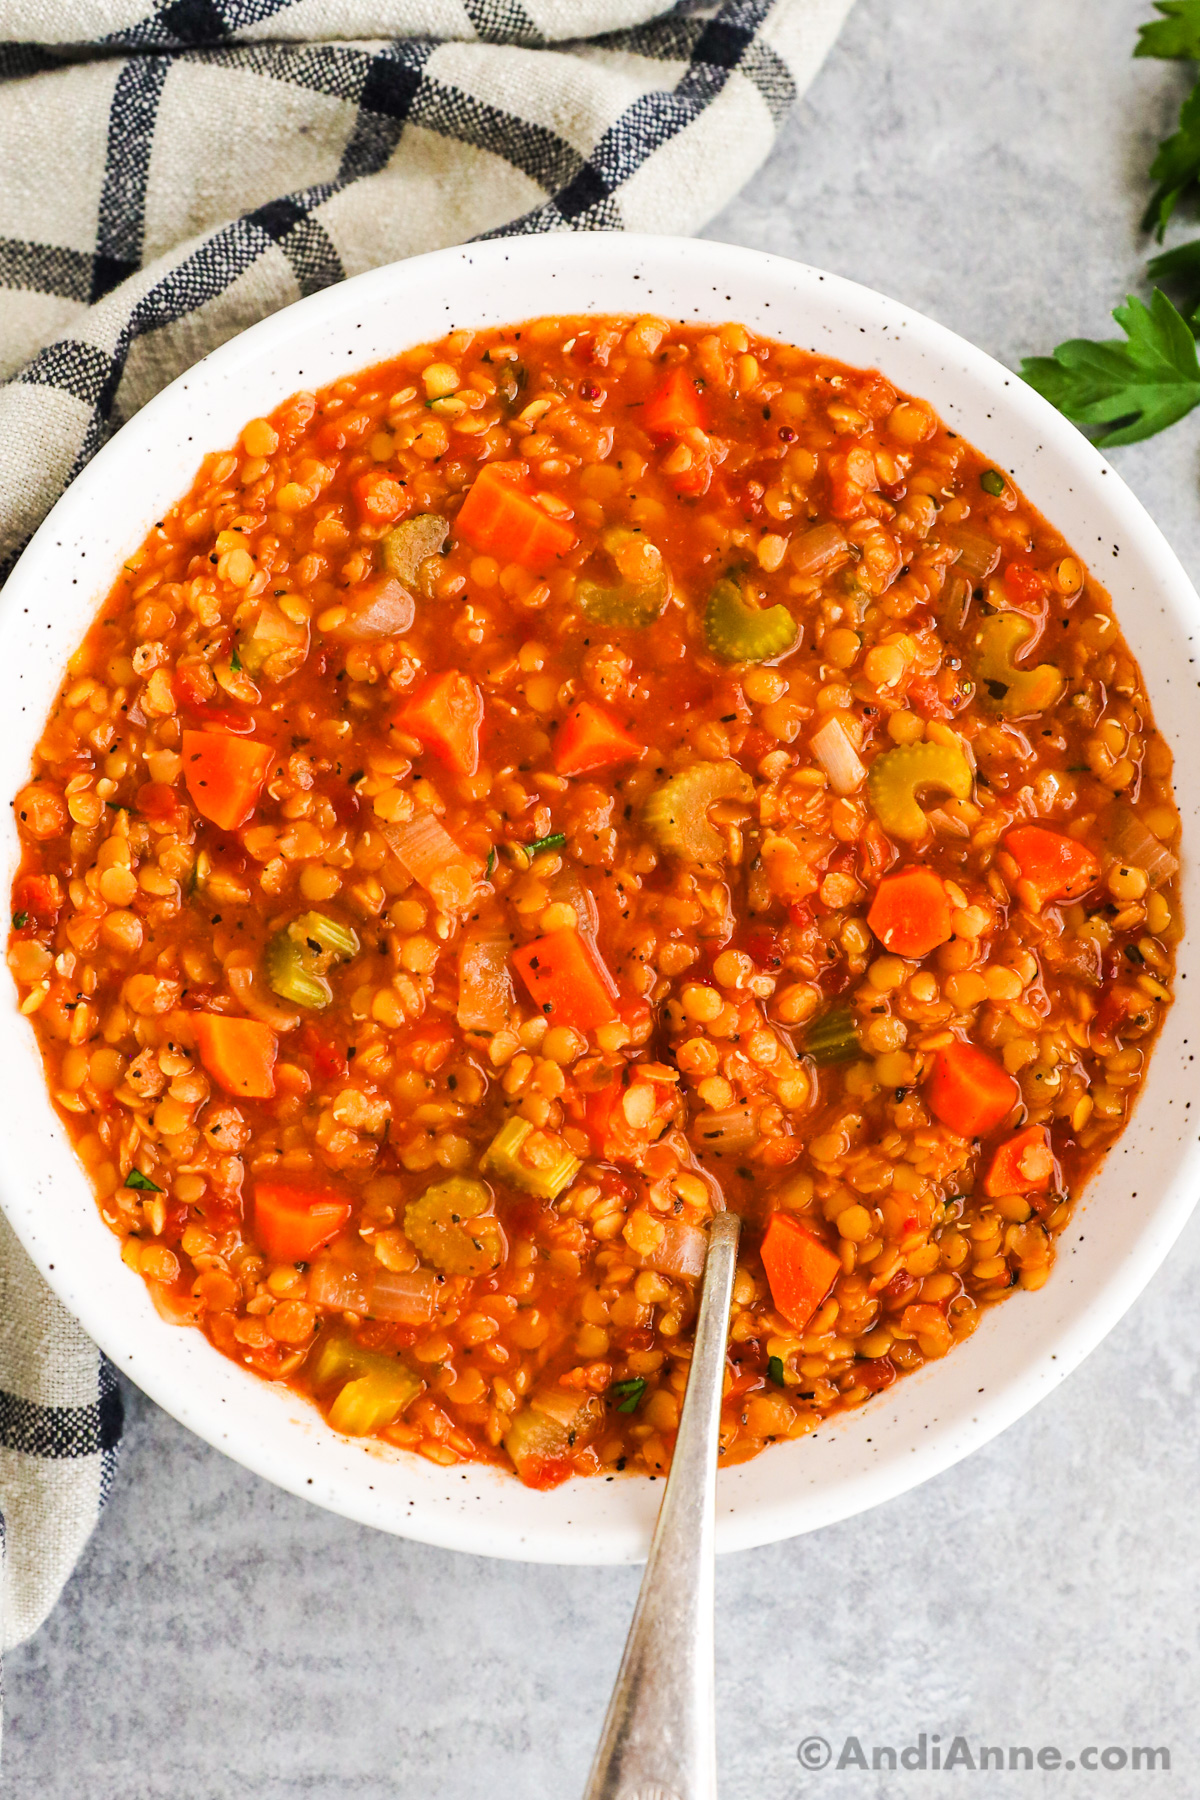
[582,1207,742,1800]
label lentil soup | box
[8,315,1180,1489]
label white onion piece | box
[810,715,866,795]
[458,932,515,1031]
[368,1268,438,1325]
[340,576,416,641]
[383,813,477,912]
[307,1256,369,1312]
[692,1104,757,1151]
[1103,802,1179,888]
[642,1217,707,1281]
[790,522,849,578]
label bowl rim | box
[0,231,1196,1564]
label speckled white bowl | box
[0,235,1195,1563]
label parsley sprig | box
[1136,1,1200,62]
[1023,9,1200,447]
[1022,291,1200,446]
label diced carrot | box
[254,1179,352,1264]
[396,670,483,776]
[455,463,576,569]
[759,1213,841,1331]
[1004,824,1100,911]
[193,1013,278,1100]
[866,867,953,958]
[353,468,409,525]
[925,1040,1019,1139]
[983,1124,1056,1197]
[642,365,707,437]
[182,730,273,831]
[553,701,644,777]
[512,927,619,1032]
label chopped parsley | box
[125,1169,162,1192]
[611,1377,647,1413]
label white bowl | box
[1,235,1195,1564]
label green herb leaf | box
[766,1355,785,1386]
[611,1377,647,1413]
[485,846,496,879]
[125,1169,162,1192]
[979,468,1007,497]
[1147,237,1200,318]
[1020,289,1200,446]
[1136,0,1200,60]
[11,911,28,929]
[1144,79,1200,237]
[230,646,242,672]
[526,832,567,856]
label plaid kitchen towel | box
[0,0,854,1654]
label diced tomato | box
[827,447,878,521]
[181,730,273,832]
[983,1124,1056,1197]
[925,1040,1019,1139]
[906,675,953,720]
[254,1179,352,1264]
[1003,825,1100,911]
[759,1214,842,1331]
[298,1025,349,1084]
[136,781,191,831]
[512,927,619,1033]
[396,670,484,776]
[455,463,576,569]
[553,701,644,777]
[12,872,62,929]
[353,468,409,525]
[642,364,707,437]
[1092,981,1157,1042]
[744,927,783,970]
[1003,561,1048,606]
[319,410,374,453]
[867,867,954,959]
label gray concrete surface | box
[6,2,1200,1794]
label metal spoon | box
[582,1206,742,1800]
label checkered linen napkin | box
[0,0,853,1653]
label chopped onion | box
[641,1217,708,1281]
[226,964,300,1032]
[944,526,1000,583]
[458,932,515,1032]
[940,570,972,635]
[809,715,866,795]
[307,1255,369,1312]
[790,522,849,578]
[339,576,416,641]
[692,1104,757,1151]
[368,1267,437,1325]
[383,813,477,913]
[552,865,600,942]
[1103,802,1179,888]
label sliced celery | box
[642,759,753,863]
[703,578,798,664]
[866,741,972,843]
[578,573,667,628]
[482,1116,580,1202]
[309,1334,423,1436]
[404,1176,506,1276]
[382,513,449,587]
[264,910,360,1012]
[328,1366,422,1435]
[263,934,331,1009]
[504,1389,602,1479]
[801,1006,860,1066]
[973,612,1065,718]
